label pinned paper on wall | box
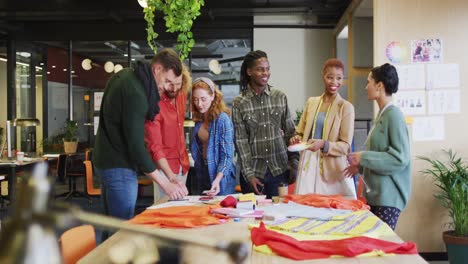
[411,38,442,63]
[94,92,104,111]
[426,64,460,89]
[395,64,425,90]
[393,91,426,115]
[427,90,460,114]
[94,116,99,135]
[412,116,444,141]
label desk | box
[0,158,47,204]
[79,197,427,264]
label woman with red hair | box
[290,58,356,198]
[190,77,236,195]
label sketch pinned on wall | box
[427,90,460,115]
[94,92,104,111]
[94,116,99,135]
[393,91,426,115]
[411,38,442,63]
[395,64,425,90]
[412,116,445,141]
[426,63,460,89]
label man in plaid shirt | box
[232,50,297,198]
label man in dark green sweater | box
[93,49,188,222]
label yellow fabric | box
[264,210,394,238]
[251,212,397,258]
[239,193,256,203]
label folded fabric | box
[284,194,369,211]
[264,209,394,238]
[129,205,227,228]
[251,222,418,260]
[262,201,351,221]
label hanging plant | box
[143,0,205,60]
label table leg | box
[7,166,16,204]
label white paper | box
[426,64,460,89]
[393,91,426,115]
[395,64,425,90]
[94,116,99,136]
[428,90,460,114]
[412,116,445,141]
[94,92,104,111]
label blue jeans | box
[240,169,289,198]
[95,167,138,220]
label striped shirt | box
[232,85,296,181]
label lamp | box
[81,59,92,71]
[137,0,148,8]
[4,118,41,158]
[104,61,115,73]
[114,64,123,73]
[209,59,222,75]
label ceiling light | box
[209,59,222,75]
[114,64,123,73]
[104,61,115,73]
[137,0,147,8]
[82,59,92,70]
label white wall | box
[374,0,468,251]
[254,28,334,115]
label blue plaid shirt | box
[191,112,236,194]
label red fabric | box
[220,196,237,208]
[251,222,418,260]
[284,194,369,211]
[129,205,227,228]
[144,91,189,175]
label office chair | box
[60,225,96,264]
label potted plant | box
[62,119,79,154]
[142,0,205,59]
[419,150,468,264]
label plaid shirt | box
[191,112,236,194]
[232,85,296,181]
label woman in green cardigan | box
[344,63,411,230]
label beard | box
[164,90,178,99]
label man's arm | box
[144,119,178,182]
[122,87,156,173]
[232,99,254,181]
[145,169,187,199]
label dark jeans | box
[370,205,401,230]
[240,169,289,199]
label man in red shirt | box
[145,64,191,203]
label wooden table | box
[79,197,428,264]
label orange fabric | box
[357,177,367,204]
[251,222,417,260]
[284,194,369,211]
[129,205,228,228]
[61,225,96,264]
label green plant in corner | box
[143,0,205,60]
[419,150,468,237]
